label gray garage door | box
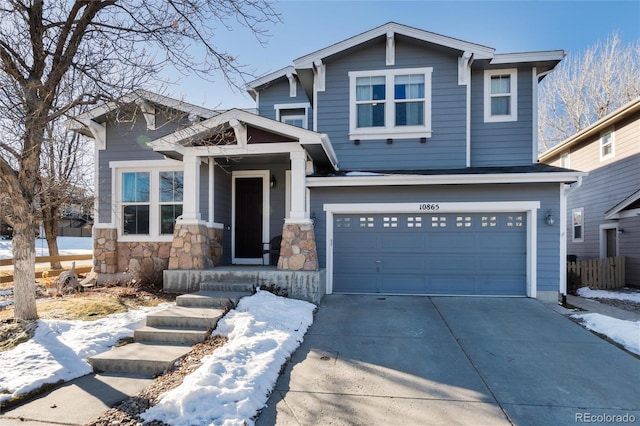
[333,212,527,296]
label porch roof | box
[147,109,338,170]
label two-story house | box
[71,22,583,302]
[539,97,640,287]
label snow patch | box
[0,236,92,260]
[141,291,315,426]
[571,313,640,355]
[577,287,640,303]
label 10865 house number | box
[419,203,440,211]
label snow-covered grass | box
[0,236,92,260]
[577,287,640,303]
[571,313,640,355]
[141,290,315,426]
[0,303,171,403]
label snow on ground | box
[571,313,640,355]
[0,303,172,403]
[577,287,640,303]
[0,236,93,260]
[141,290,315,426]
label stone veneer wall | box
[167,223,223,270]
[94,224,223,281]
[278,223,318,271]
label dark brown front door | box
[235,177,263,259]
[606,228,617,258]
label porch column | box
[289,150,307,220]
[180,153,202,223]
[278,150,318,271]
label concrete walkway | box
[257,296,640,425]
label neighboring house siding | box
[470,68,534,167]
[257,78,313,129]
[310,183,560,292]
[97,111,187,223]
[317,38,467,171]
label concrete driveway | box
[257,295,640,425]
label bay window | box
[349,67,432,140]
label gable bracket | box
[82,119,106,150]
[286,72,297,98]
[386,31,395,66]
[229,118,247,147]
[136,100,156,130]
[458,51,474,86]
[313,59,326,92]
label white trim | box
[348,67,433,140]
[491,50,565,65]
[532,67,538,164]
[465,55,472,167]
[323,201,540,297]
[599,127,615,162]
[314,60,326,92]
[286,72,297,98]
[285,170,292,219]
[247,66,296,90]
[560,151,570,169]
[208,160,215,227]
[599,223,619,259]
[274,102,311,130]
[386,31,395,66]
[231,170,270,265]
[605,189,640,219]
[484,68,518,123]
[607,208,640,220]
[293,22,494,69]
[306,171,585,187]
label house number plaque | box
[418,203,440,211]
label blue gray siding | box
[97,110,188,223]
[470,68,534,167]
[310,183,561,293]
[317,38,467,171]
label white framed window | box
[560,151,570,168]
[484,69,518,122]
[275,102,310,129]
[348,67,433,140]
[572,208,584,243]
[113,161,184,241]
[600,128,615,161]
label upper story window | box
[600,129,615,161]
[117,165,183,239]
[484,69,518,123]
[349,67,432,140]
[560,151,570,168]
[275,102,309,129]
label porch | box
[163,266,326,305]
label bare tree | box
[0,0,280,320]
[538,33,640,152]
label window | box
[349,67,432,140]
[560,151,570,168]
[274,103,309,129]
[159,171,184,235]
[116,164,184,239]
[122,172,150,235]
[572,208,584,242]
[484,69,518,122]
[600,129,615,161]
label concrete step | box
[88,343,192,377]
[134,325,209,344]
[200,281,255,293]
[146,306,225,329]
[176,290,250,309]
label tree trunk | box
[43,209,62,269]
[12,201,38,321]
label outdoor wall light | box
[545,210,555,226]
[270,174,276,188]
[618,228,624,235]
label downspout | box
[559,176,583,301]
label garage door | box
[333,212,526,296]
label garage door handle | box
[375,260,382,272]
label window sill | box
[349,129,432,141]
[484,114,517,123]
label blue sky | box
[161,0,640,109]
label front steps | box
[88,286,251,377]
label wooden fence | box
[0,254,93,284]
[567,256,625,289]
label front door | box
[605,228,618,258]
[232,170,270,264]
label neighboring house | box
[539,98,640,287]
[71,22,583,301]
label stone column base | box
[168,223,221,270]
[278,222,318,271]
[93,227,118,274]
